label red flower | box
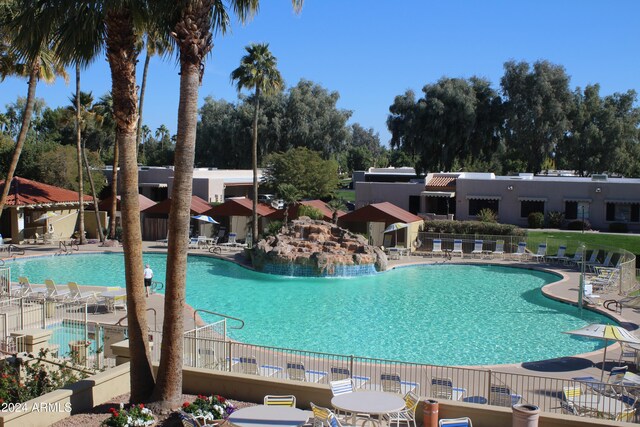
[183,402,190,408]
[218,396,226,403]
[139,403,144,409]
[113,411,119,417]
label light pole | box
[580,205,585,234]
[578,243,586,315]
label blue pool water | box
[9,253,610,365]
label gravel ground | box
[50,393,256,427]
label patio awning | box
[563,198,593,203]
[518,197,547,202]
[422,191,455,198]
[605,199,640,204]
[466,195,502,201]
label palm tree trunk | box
[151,55,199,412]
[136,49,151,150]
[109,139,119,239]
[82,140,105,241]
[75,63,87,244]
[0,57,39,221]
[105,9,154,403]
[251,89,260,241]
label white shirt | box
[143,268,153,279]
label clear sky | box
[1,1,639,146]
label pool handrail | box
[193,308,245,330]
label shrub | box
[265,220,283,237]
[567,219,591,231]
[297,205,323,220]
[102,403,154,427]
[547,211,564,228]
[608,222,629,233]
[422,220,525,236]
[527,212,545,229]
[181,394,235,422]
[477,208,497,223]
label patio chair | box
[264,395,296,407]
[511,242,528,261]
[44,279,71,301]
[438,418,472,427]
[582,283,600,305]
[330,378,355,396]
[588,251,614,271]
[567,247,585,266]
[385,391,419,427]
[330,366,369,389]
[220,233,238,247]
[530,243,547,262]
[430,239,443,257]
[11,276,46,298]
[573,365,628,397]
[470,240,483,258]
[286,361,327,383]
[311,403,333,427]
[380,373,419,394]
[430,377,466,401]
[545,245,568,263]
[238,356,281,377]
[492,240,505,258]
[561,386,585,416]
[67,282,98,303]
[489,385,521,407]
[580,250,600,269]
[452,239,463,258]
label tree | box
[0,3,67,220]
[231,43,284,242]
[276,183,300,226]
[263,147,339,199]
[501,60,572,173]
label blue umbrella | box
[191,215,219,224]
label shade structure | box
[36,212,58,222]
[191,215,219,224]
[564,323,640,380]
[384,222,408,233]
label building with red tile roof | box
[204,198,276,241]
[265,199,345,223]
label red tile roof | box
[426,176,457,187]
[266,200,345,222]
[338,202,423,225]
[0,176,93,207]
[141,195,212,215]
[98,194,156,212]
[205,198,276,217]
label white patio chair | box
[430,377,466,401]
[452,239,463,258]
[511,242,528,261]
[545,245,568,263]
[530,243,547,262]
[470,240,483,258]
[430,239,443,257]
[44,279,71,301]
[385,391,419,427]
[492,240,505,258]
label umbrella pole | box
[600,339,609,382]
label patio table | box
[331,391,405,426]
[567,394,627,418]
[100,289,127,312]
[227,405,311,427]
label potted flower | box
[102,403,155,427]
[180,394,235,426]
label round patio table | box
[228,405,311,427]
[331,391,405,425]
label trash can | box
[69,340,89,365]
[512,404,539,427]
[423,399,439,427]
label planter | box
[179,411,224,427]
[68,340,90,365]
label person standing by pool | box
[143,264,153,297]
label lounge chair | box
[238,356,282,377]
[44,279,71,301]
[489,385,521,407]
[430,377,466,401]
[572,365,628,397]
[511,242,528,261]
[561,386,585,416]
[67,282,98,303]
[438,418,472,427]
[385,391,419,427]
[470,240,483,258]
[492,240,505,258]
[264,395,296,407]
[579,250,600,269]
[530,243,547,262]
[545,245,569,263]
[286,362,327,383]
[451,239,463,258]
[431,239,443,257]
[567,247,585,266]
[11,276,46,298]
[380,373,419,394]
[588,251,614,271]
[330,366,369,389]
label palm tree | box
[327,198,345,224]
[0,3,68,220]
[277,183,301,228]
[231,43,284,243]
[13,0,156,401]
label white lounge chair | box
[380,372,419,394]
[430,377,466,401]
[567,247,585,266]
[579,250,600,269]
[238,356,282,377]
[431,239,443,257]
[67,282,98,303]
[44,279,71,301]
[286,362,327,383]
[546,245,569,263]
[511,242,528,260]
[470,240,484,258]
[492,240,505,258]
[588,251,614,271]
[530,243,547,262]
[330,366,369,389]
[452,239,463,258]
[489,385,522,407]
[11,276,46,298]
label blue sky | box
[1,1,639,146]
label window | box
[565,201,577,220]
[520,201,544,218]
[469,199,499,216]
[607,202,640,222]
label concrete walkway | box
[2,240,639,383]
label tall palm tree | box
[0,3,68,220]
[277,183,300,228]
[14,0,157,401]
[231,43,284,243]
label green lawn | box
[527,230,640,256]
[335,189,355,201]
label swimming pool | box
[9,253,611,365]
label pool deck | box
[3,240,639,384]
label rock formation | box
[251,217,387,276]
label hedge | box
[422,220,526,236]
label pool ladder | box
[193,309,245,330]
